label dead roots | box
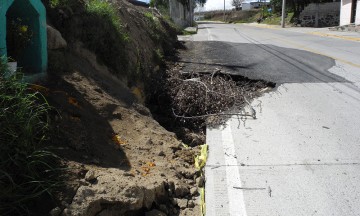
[166,64,271,128]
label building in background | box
[241,0,270,11]
[340,0,360,25]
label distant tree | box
[232,0,242,11]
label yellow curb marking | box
[237,24,360,68]
[308,31,360,42]
[273,37,360,68]
[242,23,360,42]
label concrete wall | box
[340,0,353,25]
[169,0,192,27]
[299,2,340,27]
[356,0,360,24]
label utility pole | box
[281,0,286,28]
[223,0,225,22]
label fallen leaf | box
[68,97,81,108]
[112,134,128,146]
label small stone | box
[85,170,97,183]
[62,208,71,215]
[123,172,135,177]
[177,198,188,210]
[196,176,205,188]
[49,207,61,216]
[175,182,190,198]
[190,187,198,196]
[188,200,195,208]
[171,198,178,205]
[158,151,165,156]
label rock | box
[196,176,205,188]
[190,187,198,196]
[175,182,190,198]
[171,198,178,206]
[85,170,97,183]
[145,209,166,216]
[187,200,195,208]
[49,207,61,216]
[158,151,165,156]
[62,208,71,215]
[176,198,188,210]
[47,25,67,50]
[133,103,152,117]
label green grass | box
[0,57,61,215]
[262,12,294,25]
[86,0,127,37]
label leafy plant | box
[6,18,33,61]
[0,57,61,215]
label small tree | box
[232,0,242,10]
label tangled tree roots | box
[166,63,273,128]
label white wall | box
[242,3,251,10]
[340,0,352,25]
[356,0,360,24]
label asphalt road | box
[180,23,360,216]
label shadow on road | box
[179,41,346,84]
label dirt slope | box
[36,1,202,215]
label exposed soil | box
[39,47,203,216]
[34,1,203,215]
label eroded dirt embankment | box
[41,0,203,215]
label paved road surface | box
[180,23,360,216]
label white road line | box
[222,123,248,216]
[206,25,214,41]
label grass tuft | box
[0,57,61,215]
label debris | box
[233,187,266,190]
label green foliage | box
[153,48,164,65]
[0,57,60,215]
[85,0,125,35]
[6,18,33,61]
[270,0,282,14]
[48,0,80,8]
[262,12,294,25]
[144,12,155,20]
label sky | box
[198,0,234,11]
[137,0,234,11]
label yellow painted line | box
[240,23,281,30]
[241,23,360,42]
[274,37,360,68]
[238,23,360,68]
[308,31,360,42]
